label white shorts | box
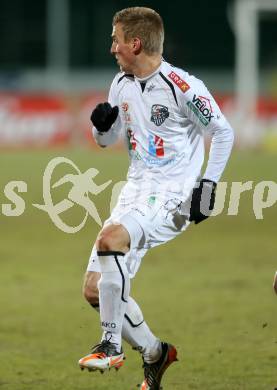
[87,180,193,278]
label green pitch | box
[0,148,276,390]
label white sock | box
[122,296,162,363]
[98,251,130,352]
[91,296,161,363]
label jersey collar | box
[134,62,162,83]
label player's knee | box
[96,229,119,251]
[96,234,114,251]
[96,224,129,252]
[98,275,122,295]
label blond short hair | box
[113,7,164,55]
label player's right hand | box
[90,102,119,133]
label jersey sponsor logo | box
[168,71,190,93]
[123,112,131,123]
[121,102,131,124]
[150,104,169,126]
[127,128,137,150]
[187,94,214,126]
[121,102,131,123]
[121,102,129,112]
[148,134,164,157]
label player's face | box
[110,23,136,73]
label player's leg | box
[86,222,163,368]
[96,222,130,345]
[83,270,161,361]
[79,223,131,372]
[79,192,183,379]
[136,199,191,389]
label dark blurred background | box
[0,0,276,147]
[0,0,236,70]
[0,0,276,70]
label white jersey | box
[93,60,234,198]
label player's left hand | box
[189,179,217,224]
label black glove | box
[90,102,119,133]
[189,179,217,224]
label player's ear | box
[133,38,142,55]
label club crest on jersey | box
[150,104,169,126]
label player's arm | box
[201,105,234,185]
[91,75,122,147]
[91,103,119,147]
[182,80,234,223]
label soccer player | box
[79,7,234,389]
